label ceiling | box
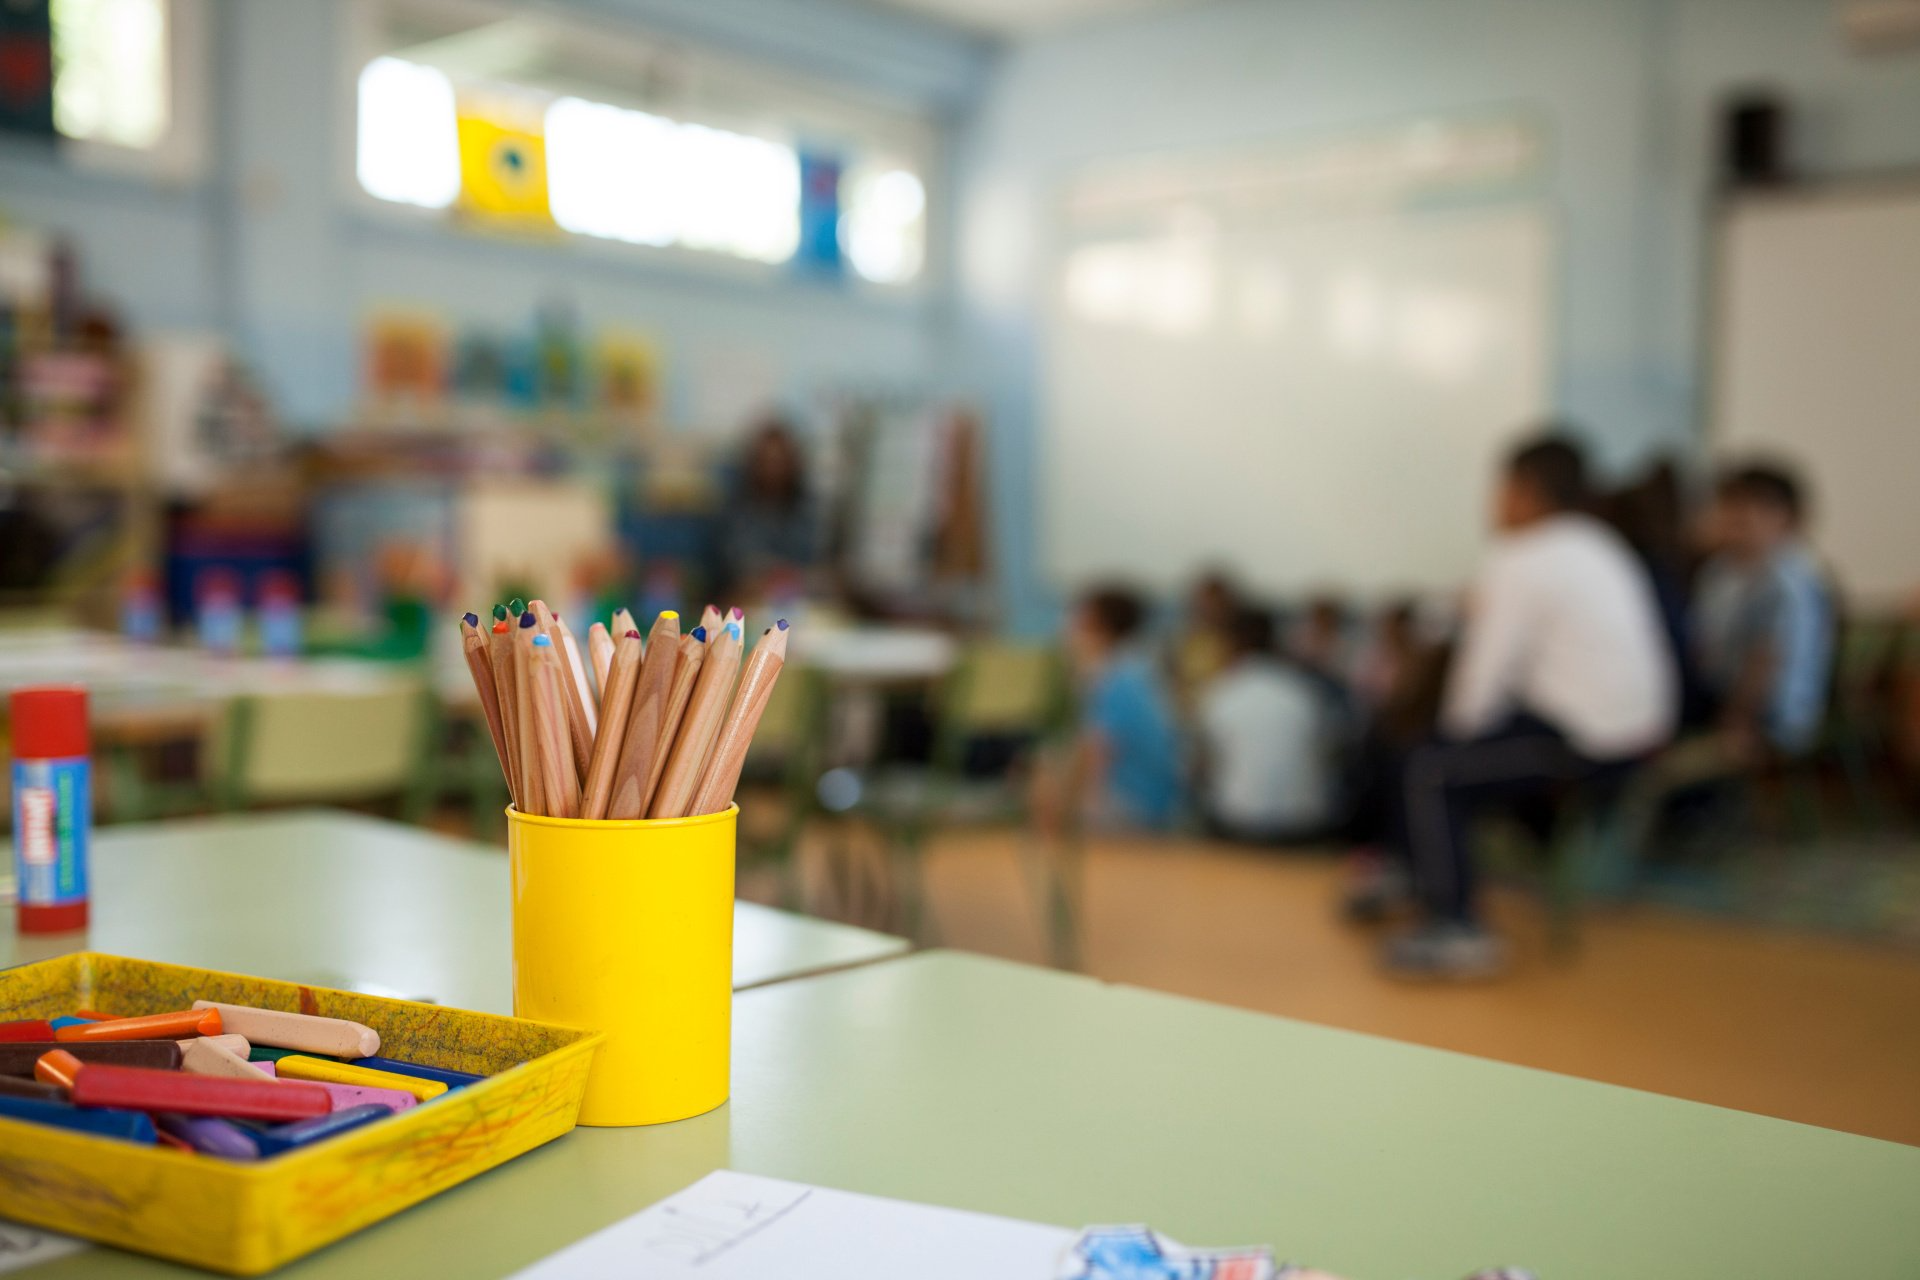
[862,0,1192,39]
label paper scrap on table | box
[504,1170,1075,1279]
[1059,1225,1277,1279]
[0,1221,89,1275]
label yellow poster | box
[455,89,551,230]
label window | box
[348,5,929,284]
[50,0,168,149]
[356,57,460,209]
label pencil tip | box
[492,604,509,621]
[726,621,742,641]
[508,598,525,614]
[462,612,479,627]
[532,634,552,648]
[691,626,707,642]
[625,629,641,639]
[659,610,678,620]
[729,606,744,620]
[776,619,789,631]
[519,611,537,628]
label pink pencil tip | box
[730,606,744,619]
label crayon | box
[253,1103,390,1156]
[248,1045,312,1064]
[71,1064,332,1122]
[181,1033,251,1058]
[0,1040,181,1076]
[156,1112,260,1160]
[190,1002,379,1058]
[33,1049,84,1091]
[0,1019,56,1042]
[275,1055,447,1103]
[55,1008,221,1042]
[348,1056,485,1090]
[0,1074,65,1102]
[181,1038,270,1081]
[0,1094,157,1144]
[253,1062,416,1113]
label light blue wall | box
[953,0,1920,630]
[0,0,991,426]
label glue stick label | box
[13,757,89,908]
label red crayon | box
[71,1064,331,1122]
[0,1020,56,1043]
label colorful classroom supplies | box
[0,1040,183,1074]
[156,1112,262,1160]
[253,1103,391,1156]
[273,1054,449,1103]
[190,1001,380,1058]
[33,1048,83,1091]
[0,1094,157,1143]
[11,685,91,934]
[70,1063,333,1121]
[459,595,789,820]
[54,1007,222,1042]
[348,1055,485,1090]
[0,1018,56,1042]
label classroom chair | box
[210,680,433,812]
[400,691,511,834]
[829,641,1076,962]
[733,663,829,908]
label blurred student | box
[1171,569,1243,709]
[1376,436,1675,979]
[1196,605,1334,843]
[723,417,821,601]
[1035,585,1183,835]
[1691,464,1833,757]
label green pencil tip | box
[492,604,509,621]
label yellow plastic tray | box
[0,952,603,1274]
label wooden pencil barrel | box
[506,804,736,1126]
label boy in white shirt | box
[1382,436,1676,979]
[1197,607,1334,843]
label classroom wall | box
[955,0,1920,631]
[0,0,992,428]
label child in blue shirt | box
[1037,586,1183,833]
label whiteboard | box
[1711,183,1920,604]
[1040,125,1552,597]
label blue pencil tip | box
[725,621,742,641]
[532,634,552,648]
[519,611,537,628]
[462,612,479,627]
[776,619,789,631]
[691,626,707,642]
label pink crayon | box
[252,1061,416,1113]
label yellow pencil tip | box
[660,610,679,620]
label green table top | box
[1,810,909,999]
[17,951,1920,1280]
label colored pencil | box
[690,621,789,817]
[697,604,723,638]
[553,611,599,736]
[605,610,681,819]
[646,628,708,803]
[530,600,595,778]
[513,611,546,818]
[651,619,744,818]
[529,634,580,819]
[487,606,524,806]
[610,607,637,644]
[579,629,643,820]
[459,614,514,808]
[587,621,615,700]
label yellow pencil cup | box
[507,804,736,1127]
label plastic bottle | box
[11,686,91,933]
[258,569,303,658]
[120,570,163,644]
[196,568,242,656]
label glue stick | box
[11,686,91,933]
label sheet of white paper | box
[0,1222,89,1275]
[507,1171,1075,1279]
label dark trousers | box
[1391,713,1612,924]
